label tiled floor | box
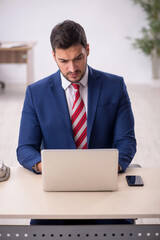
[0,83,160,225]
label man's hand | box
[36,161,42,173]
[118,165,122,173]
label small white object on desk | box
[0,161,10,182]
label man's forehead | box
[55,45,85,60]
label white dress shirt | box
[61,67,88,118]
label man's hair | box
[50,20,87,52]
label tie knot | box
[72,83,80,91]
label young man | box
[17,19,136,225]
[17,20,136,175]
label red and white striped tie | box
[71,83,87,149]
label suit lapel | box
[49,71,75,144]
[87,67,101,146]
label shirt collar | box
[61,66,88,90]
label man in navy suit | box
[17,20,136,224]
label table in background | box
[0,42,36,86]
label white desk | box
[0,167,160,239]
[0,167,160,219]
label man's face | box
[52,44,89,83]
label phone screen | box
[126,175,144,186]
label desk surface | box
[0,167,160,220]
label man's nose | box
[68,61,77,72]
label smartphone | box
[126,175,144,186]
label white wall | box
[0,0,151,84]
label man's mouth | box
[68,71,80,78]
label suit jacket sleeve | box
[113,79,136,172]
[17,86,42,173]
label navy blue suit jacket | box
[17,66,136,172]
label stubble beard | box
[60,64,87,84]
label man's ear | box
[52,50,56,61]
[86,44,90,57]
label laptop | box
[41,149,118,192]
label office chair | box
[0,81,5,89]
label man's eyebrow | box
[58,53,83,61]
[73,53,83,60]
[58,57,68,61]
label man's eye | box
[60,60,68,63]
[75,56,83,61]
